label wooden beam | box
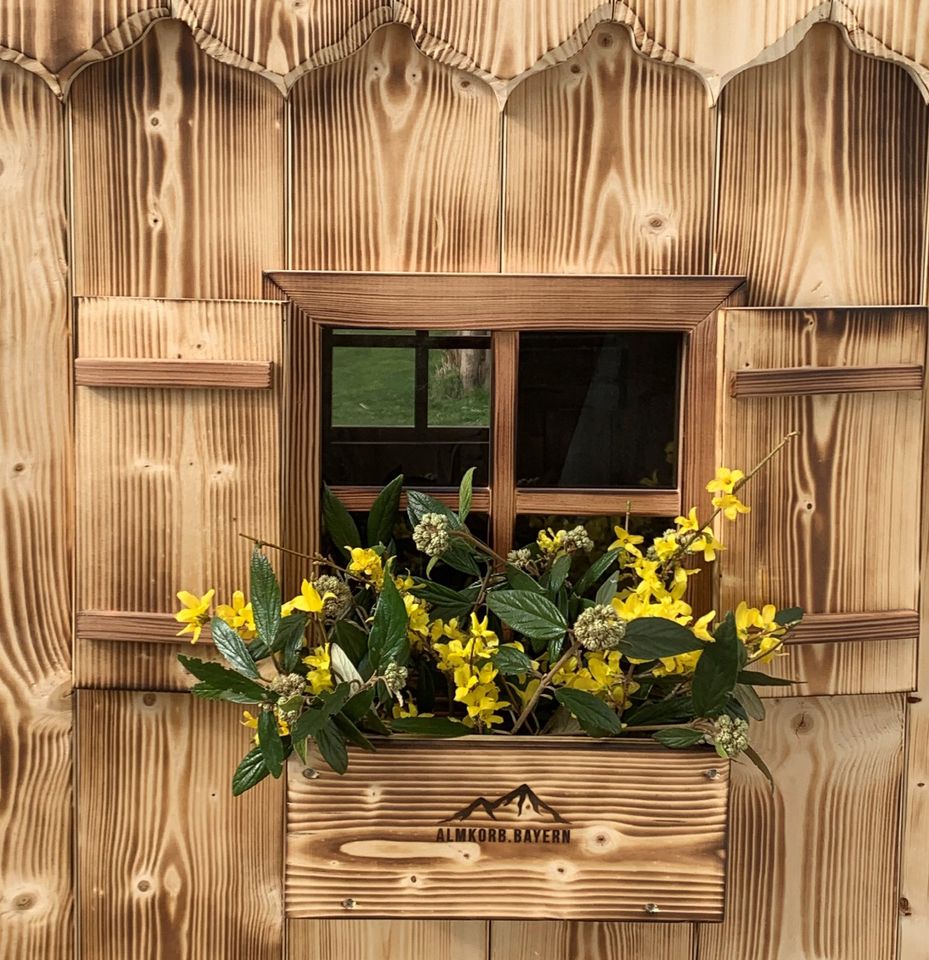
[786,610,920,645]
[329,486,491,512]
[74,358,274,389]
[730,364,924,397]
[515,489,680,517]
[267,272,746,329]
[491,332,519,555]
[76,611,210,645]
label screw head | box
[302,767,319,780]
[705,768,720,780]
[341,898,357,910]
[644,902,660,914]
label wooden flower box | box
[285,737,729,921]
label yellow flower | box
[706,467,745,495]
[692,610,716,642]
[652,534,679,562]
[688,528,725,562]
[216,590,257,639]
[303,643,335,695]
[283,579,327,617]
[674,507,701,533]
[468,612,498,644]
[241,708,288,741]
[458,682,510,726]
[404,594,431,647]
[712,492,751,521]
[241,710,258,730]
[536,528,564,555]
[348,547,385,588]
[653,649,703,677]
[175,588,215,643]
[392,700,433,719]
[608,525,643,557]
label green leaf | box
[652,727,706,748]
[231,747,270,796]
[623,695,694,727]
[547,634,565,663]
[406,489,459,528]
[573,550,619,597]
[737,669,798,687]
[486,590,567,642]
[409,581,479,620]
[692,613,741,717]
[279,612,309,672]
[333,712,376,752]
[329,643,364,687]
[743,745,774,788]
[289,683,353,746]
[734,683,766,721]
[323,484,361,560]
[343,687,376,723]
[257,709,284,779]
[331,620,368,666]
[368,574,410,672]
[554,687,622,737]
[389,716,471,737]
[595,572,619,605]
[178,655,267,704]
[548,554,572,593]
[314,721,348,774]
[367,474,404,547]
[774,606,804,627]
[458,467,475,522]
[491,645,534,676]
[504,564,543,594]
[250,548,281,651]
[621,618,705,660]
[210,617,261,680]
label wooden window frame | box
[267,271,745,583]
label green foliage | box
[692,614,741,717]
[367,474,404,547]
[486,590,566,643]
[491,645,535,676]
[652,727,706,749]
[322,484,361,559]
[250,548,281,650]
[178,655,267,704]
[389,716,471,737]
[211,617,261,680]
[231,747,270,796]
[621,618,705,660]
[367,574,410,672]
[458,467,475,522]
[554,687,623,737]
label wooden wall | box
[2,8,928,960]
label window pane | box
[428,348,491,427]
[331,346,414,427]
[514,514,673,564]
[516,332,681,488]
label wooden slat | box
[70,19,284,299]
[491,332,518,556]
[75,298,282,689]
[787,610,920,645]
[0,60,72,960]
[75,357,274,389]
[504,22,715,274]
[514,488,680,517]
[491,921,692,960]
[288,920,488,960]
[731,364,924,397]
[697,696,905,960]
[291,23,500,274]
[330,486,490,512]
[268,272,746,328]
[719,309,925,694]
[77,611,211,645]
[717,22,927,306]
[76,691,283,958]
[286,739,728,921]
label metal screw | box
[341,898,357,910]
[644,902,660,914]
[705,768,719,780]
[302,767,319,780]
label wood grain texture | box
[288,919,488,960]
[730,363,924,397]
[697,695,905,960]
[75,357,274,389]
[504,22,715,274]
[719,309,925,696]
[490,920,693,960]
[787,610,920,644]
[491,332,518,557]
[75,298,282,688]
[330,486,490,512]
[0,61,72,960]
[514,489,681,516]
[286,739,729,921]
[291,24,500,273]
[71,19,284,299]
[267,272,745,328]
[717,22,928,306]
[76,690,283,959]
[77,611,213,645]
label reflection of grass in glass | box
[331,345,490,427]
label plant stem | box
[451,529,509,567]
[510,639,579,734]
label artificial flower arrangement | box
[177,437,801,795]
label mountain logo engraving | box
[441,784,571,825]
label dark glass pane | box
[428,348,491,427]
[516,332,680,488]
[324,439,489,487]
[514,514,673,564]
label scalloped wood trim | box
[1,1,928,106]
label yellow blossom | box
[216,590,257,639]
[282,579,328,617]
[608,525,644,557]
[536,528,565,555]
[706,467,745,495]
[175,588,215,643]
[688,528,725,562]
[674,507,701,533]
[692,610,716,642]
[347,547,385,587]
[653,649,703,677]
[404,594,431,647]
[712,492,751,521]
[303,643,335,695]
[392,700,433,719]
[652,534,679,562]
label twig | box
[511,640,579,734]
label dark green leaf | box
[231,747,270,796]
[743,745,774,788]
[410,581,479,620]
[547,634,565,663]
[737,669,798,687]
[343,686,375,723]
[368,574,410,672]
[554,687,622,737]
[491,645,534,676]
[323,484,361,559]
[314,721,348,774]
[389,716,471,737]
[246,636,271,662]
[734,683,766,721]
[289,682,353,745]
[416,660,438,713]
[257,709,284,778]
[333,712,376,752]
[573,550,619,597]
[486,590,567,642]
[692,613,741,717]
[332,619,368,666]
[774,606,804,627]
[621,617,705,660]
[548,554,572,593]
[458,467,475,522]
[652,727,706,748]
[178,655,267,703]
[250,548,281,651]
[367,474,404,547]
[406,489,459,528]
[504,564,543,593]
[279,612,309,672]
[623,695,694,727]
[595,572,618,605]
[211,617,261,680]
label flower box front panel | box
[285,738,729,921]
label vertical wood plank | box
[70,19,284,299]
[716,22,927,306]
[291,23,500,272]
[490,922,692,960]
[697,696,905,960]
[504,21,715,274]
[76,690,283,959]
[490,331,517,557]
[0,61,72,960]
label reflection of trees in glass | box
[429,349,491,426]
